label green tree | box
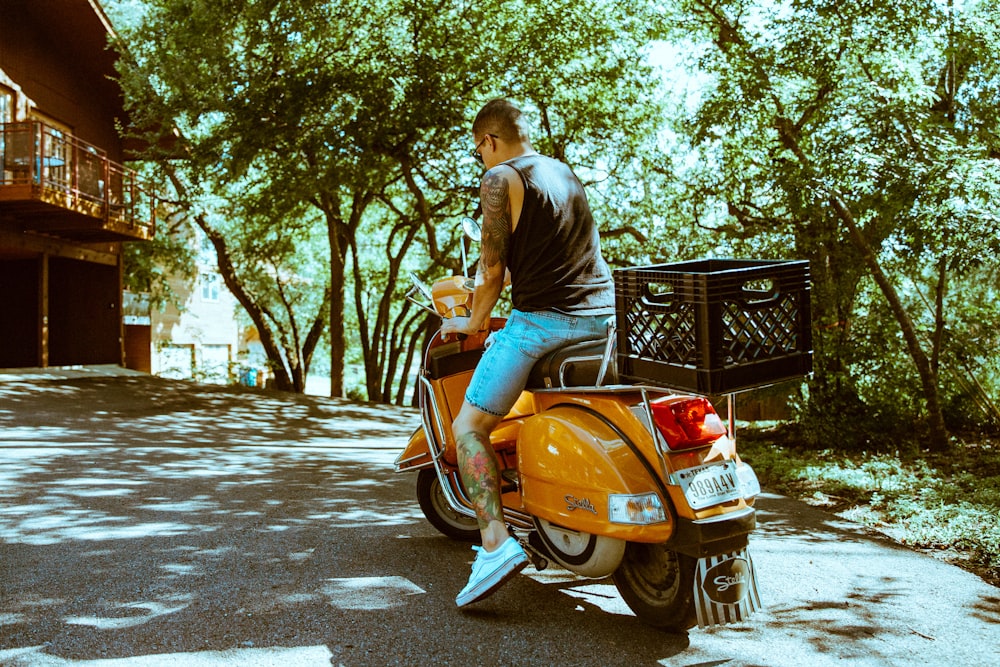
[665,0,1000,449]
[111,0,672,401]
[121,207,197,309]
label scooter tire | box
[612,541,697,631]
[416,468,481,542]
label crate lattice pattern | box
[623,293,801,367]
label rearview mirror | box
[461,216,481,243]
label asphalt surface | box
[0,368,998,667]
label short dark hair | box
[472,99,530,143]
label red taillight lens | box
[650,396,727,450]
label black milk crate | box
[614,259,813,394]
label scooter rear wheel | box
[612,542,697,630]
[416,468,481,542]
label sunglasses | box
[471,134,498,164]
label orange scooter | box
[395,220,811,630]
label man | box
[440,99,616,607]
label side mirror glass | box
[461,216,481,243]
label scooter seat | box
[525,338,617,389]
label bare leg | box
[452,403,507,551]
[451,401,528,606]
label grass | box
[737,424,1000,587]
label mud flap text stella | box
[693,548,762,628]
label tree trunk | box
[328,222,346,399]
[699,2,951,450]
[163,168,299,391]
[828,195,950,450]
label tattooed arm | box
[441,166,521,337]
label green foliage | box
[662,0,1000,441]
[108,0,675,400]
[105,0,1000,431]
[121,214,197,310]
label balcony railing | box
[0,120,155,242]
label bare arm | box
[441,167,517,336]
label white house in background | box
[123,218,271,386]
[151,262,242,382]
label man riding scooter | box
[440,98,617,607]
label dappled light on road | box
[322,577,425,610]
[523,568,635,618]
[0,645,334,666]
[0,376,414,450]
[0,377,431,665]
[1,375,997,667]
[0,441,423,547]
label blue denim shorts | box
[465,310,613,417]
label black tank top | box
[503,155,615,315]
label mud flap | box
[692,548,761,628]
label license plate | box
[674,461,742,510]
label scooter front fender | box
[394,427,433,472]
[518,405,673,543]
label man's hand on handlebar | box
[440,316,482,340]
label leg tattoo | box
[455,432,503,530]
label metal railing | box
[0,120,155,236]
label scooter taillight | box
[649,396,727,450]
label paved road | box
[0,370,998,666]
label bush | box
[795,376,913,452]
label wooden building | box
[0,0,154,369]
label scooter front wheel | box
[612,542,697,631]
[416,468,481,542]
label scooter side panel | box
[518,406,673,542]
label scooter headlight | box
[608,493,667,525]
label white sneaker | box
[455,537,528,607]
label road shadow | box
[1,375,997,667]
[0,375,415,448]
[1,376,692,666]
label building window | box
[1,86,15,182]
[29,111,71,191]
[0,86,13,123]
[200,272,221,302]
